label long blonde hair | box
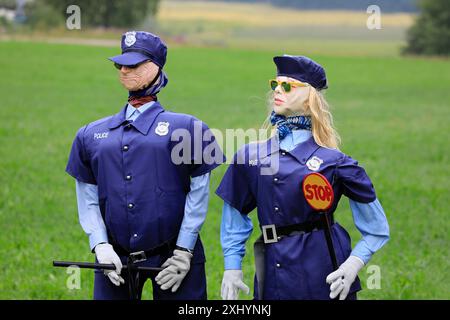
[262,86,341,150]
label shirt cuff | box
[224,254,243,270]
[89,229,108,252]
[176,230,198,251]
[351,244,372,265]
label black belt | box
[112,237,177,264]
[261,217,333,244]
[111,238,177,300]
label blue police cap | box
[273,55,328,90]
[108,31,167,68]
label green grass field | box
[0,40,449,299]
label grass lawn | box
[0,40,448,299]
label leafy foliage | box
[404,0,450,56]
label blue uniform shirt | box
[66,101,224,260]
[75,102,211,252]
[220,130,390,269]
[216,130,389,299]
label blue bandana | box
[128,70,168,98]
[270,111,312,140]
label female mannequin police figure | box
[66,31,224,299]
[216,55,390,300]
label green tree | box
[28,0,161,28]
[0,0,16,10]
[403,0,450,56]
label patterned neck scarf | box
[270,110,312,140]
[128,69,168,98]
[128,95,156,108]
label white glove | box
[94,243,125,286]
[326,255,364,300]
[155,249,193,292]
[221,270,250,300]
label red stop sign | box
[302,173,334,211]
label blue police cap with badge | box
[109,31,167,68]
[273,55,328,90]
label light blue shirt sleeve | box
[75,181,108,251]
[349,198,390,264]
[221,202,253,270]
[176,172,211,251]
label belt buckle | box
[262,224,278,244]
[129,251,147,263]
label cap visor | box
[108,51,149,66]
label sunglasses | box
[114,59,150,70]
[269,79,309,93]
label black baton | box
[53,261,163,273]
[320,212,339,270]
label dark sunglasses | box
[114,59,150,70]
[269,79,309,93]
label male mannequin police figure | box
[66,31,224,299]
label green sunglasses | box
[269,79,309,92]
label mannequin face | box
[118,60,160,91]
[272,76,311,117]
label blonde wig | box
[263,85,341,150]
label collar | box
[282,129,313,148]
[108,101,165,135]
[260,134,321,164]
[125,101,155,119]
[292,129,312,145]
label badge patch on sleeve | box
[155,122,169,136]
[306,156,323,171]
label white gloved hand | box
[94,243,125,286]
[155,249,193,292]
[221,270,250,300]
[326,255,364,300]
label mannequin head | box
[267,76,341,149]
[271,76,311,117]
[117,60,160,91]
